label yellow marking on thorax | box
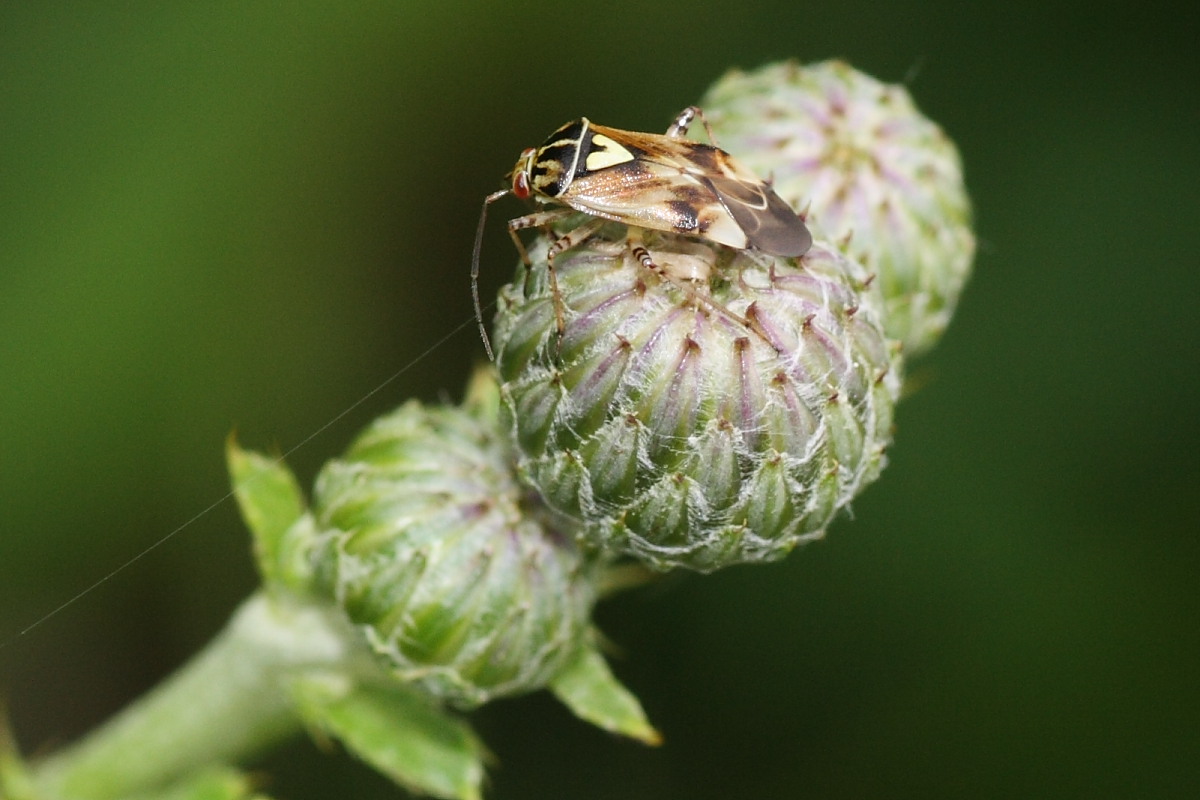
[585,134,636,170]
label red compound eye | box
[512,169,530,199]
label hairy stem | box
[32,592,352,800]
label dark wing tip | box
[710,175,812,257]
[756,188,812,257]
[751,208,812,257]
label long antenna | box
[471,189,509,361]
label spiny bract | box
[492,229,901,572]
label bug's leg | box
[693,107,719,147]
[626,228,728,317]
[666,106,698,138]
[666,106,720,146]
[543,216,607,346]
[507,210,570,340]
[627,230,775,346]
[545,215,606,262]
[507,209,573,267]
[508,209,603,346]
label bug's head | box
[510,148,537,199]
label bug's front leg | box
[507,209,572,267]
[508,210,605,344]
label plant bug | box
[471,106,813,358]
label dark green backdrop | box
[2,2,1197,797]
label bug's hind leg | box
[666,105,719,146]
[626,229,775,347]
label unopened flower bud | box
[702,60,975,356]
[308,398,595,708]
[492,230,900,571]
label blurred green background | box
[2,1,1197,797]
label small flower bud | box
[702,60,975,357]
[492,231,900,572]
[308,397,596,708]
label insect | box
[471,106,813,358]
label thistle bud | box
[492,230,900,572]
[702,60,975,357]
[307,397,595,708]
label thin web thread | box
[0,310,487,651]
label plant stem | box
[31,592,351,800]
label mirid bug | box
[471,106,813,358]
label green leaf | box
[289,676,486,800]
[124,767,273,800]
[550,646,660,745]
[226,437,307,587]
[0,736,35,800]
